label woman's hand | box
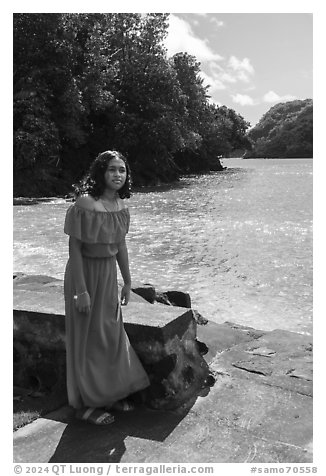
[74,291,91,314]
[121,283,131,306]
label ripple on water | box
[13,159,313,334]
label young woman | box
[64,150,150,425]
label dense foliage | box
[14,13,251,196]
[245,99,313,158]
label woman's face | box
[104,157,127,192]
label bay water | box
[13,159,313,335]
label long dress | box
[64,203,150,409]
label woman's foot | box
[110,399,135,412]
[76,407,115,425]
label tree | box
[13,13,254,196]
[14,14,63,171]
[246,99,313,158]
[93,14,187,183]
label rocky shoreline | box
[13,167,228,204]
[13,273,313,463]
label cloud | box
[207,96,222,106]
[228,89,297,109]
[263,90,297,103]
[229,90,297,108]
[208,62,235,83]
[231,94,255,106]
[200,70,226,92]
[187,14,224,28]
[165,16,256,103]
[228,56,255,82]
[202,56,255,95]
[210,18,224,28]
[165,15,223,62]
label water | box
[13,159,313,335]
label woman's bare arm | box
[116,239,131,305]
[69,236,87,294]
[69,236,91,313]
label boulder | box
[132,285,192,309]
[164,290,191,308]
[121,301,211,409]
[131,283,156,304]
[191,309,208,325]
[155,292,173,306]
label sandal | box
[110,399,135,412]
[76,407,115,425]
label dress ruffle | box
[64,204,130,244]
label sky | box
[164,13,313,127]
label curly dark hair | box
[73,150,132,199]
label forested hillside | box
[245,99,313,158]
[14,13,251,197]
